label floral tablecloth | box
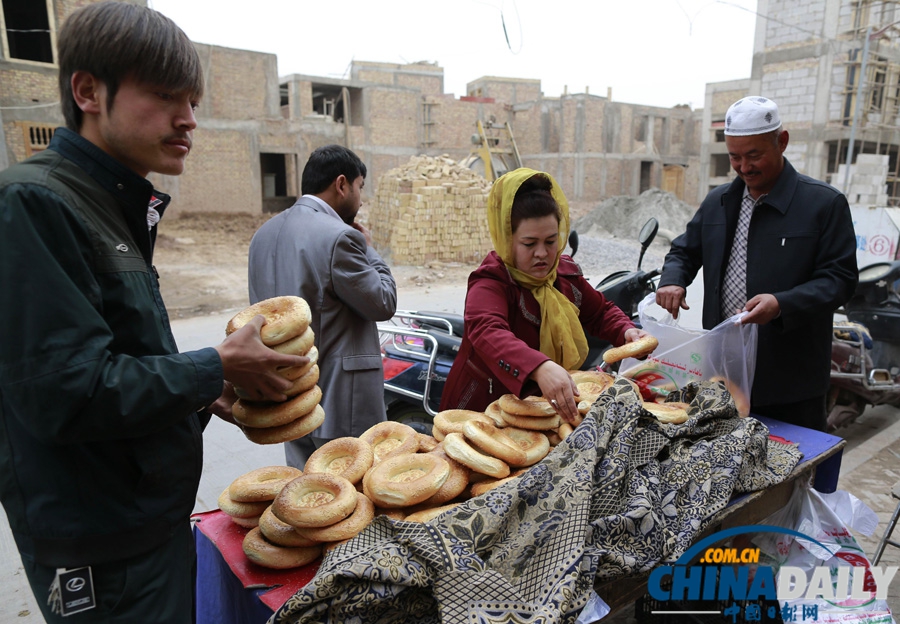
[271,378,802,624]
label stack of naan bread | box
[225,296,324,444]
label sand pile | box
[572,189,697,244]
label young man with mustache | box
[0,3,305,621]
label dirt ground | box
[153,211,475,319]
[152,199,607,319]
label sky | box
[147,0,760,110]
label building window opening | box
[2,0,54,63]
[310,83,362,126]
[311,84,345,122]
[261,153,287,198]
[28,124,53,149]
[260,153,298,213]
[279,83,289,119]
[870,56,887,112]
[711,154,731,178]
[711,119,726,143]
[640,161,652,193]
[634,116,648,142]
[843,48,860,125]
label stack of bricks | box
[837,154,890,207]
[369,155,494,265]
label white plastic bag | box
[754,483,895,623]
[619,293,757,411]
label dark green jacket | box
[0,128,223,567]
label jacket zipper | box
[465,358,495,396]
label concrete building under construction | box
[703,0,900,206]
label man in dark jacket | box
[656,96,858,431]
[0,3,306,622]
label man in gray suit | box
[248,145,397,468]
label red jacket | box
[439,251,633,412]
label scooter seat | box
[427,329,462,359]
[417,311,465,337]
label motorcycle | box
[828,260,900,431]
[379,218,662,434]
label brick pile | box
[369,155,493,265]
[837,154,890,207]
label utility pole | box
[842,21,900,194]
[843,25,872,194]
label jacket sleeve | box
[774,192,859,331]
[0,184,223,444]
[331,229,397,322]
[659,202,706,290]
[576,276,635,346]
[463,275,549,395]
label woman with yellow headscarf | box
[439,168,649,424]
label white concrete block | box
[857,154,889,165]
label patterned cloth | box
[271,379,802,624]
[721,192,756,318]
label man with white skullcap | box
[656,96,858,431]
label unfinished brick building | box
[16,0,899,215]
[0,0,703,217]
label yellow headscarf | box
[487,168,588,370]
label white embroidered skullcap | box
[724,96,782,136]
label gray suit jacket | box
[248,196,397,442]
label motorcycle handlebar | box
[629,267,661,290]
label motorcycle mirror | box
[855,260,900,305]
[568,230,580,258]
[858,262,896,284]
[636,218,659,270]
[638,218,659,248]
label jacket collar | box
[48,127,171,216]
[301,194,343,222]
[722,157,799,215]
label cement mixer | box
[458,118,523,181]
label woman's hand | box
[530,360,580,425]
[623,327,650,343]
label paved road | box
[4,278,900,621]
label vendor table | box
[594,415,845,614]
[194,416,845,623]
